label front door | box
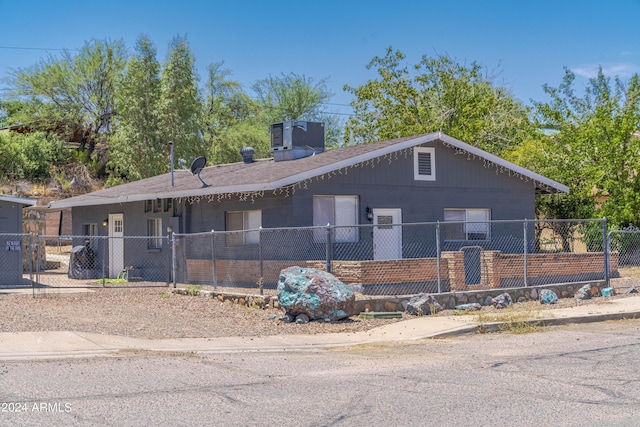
[373,208,402,260]
[108,213,124,278]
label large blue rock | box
[277,266,355,321]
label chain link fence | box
[1,234,171,292]
[172,218,610,296]
[1,218,615,295]
[608,227,640,274]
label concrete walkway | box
[2,294,640,360]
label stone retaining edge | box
[173,280,611,314]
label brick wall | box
[185,251,615,291]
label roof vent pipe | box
[240,147,255,164]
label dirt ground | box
[1,277,637,339]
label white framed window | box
[226,210,261,244]
[444,209,491,241]
[148,218,163,249]
[414,146,435,181]
[313,195,358,243]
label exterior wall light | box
[366,207,374,222]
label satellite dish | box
[190,156,210,188]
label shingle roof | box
[48,132,568,209]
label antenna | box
[190,156,210,188]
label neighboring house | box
[0,194,36,285]
[47,129,569,280]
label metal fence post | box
[258,227,264,295]
[523,220,528,287]
[436,221,442,293]
[211,231,217,290]
[33,232,40,288]
[172,232,177,289]
[325,224,333,273]
[603,217,610,287]
[29,233,34,297]
[101,236,106,287]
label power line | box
[0,46,79,51]
[323,102,352,107]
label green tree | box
[202,62,267,164]
[251,72,343,147]
[5,39,126,155]
[344,47,534,153]
[533,67,640,228]
[0,131,69,182]
[160,36,205,164]
[107,35,164,185]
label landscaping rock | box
[539,289,558,305]
[280,312,295,323]
[601,287,615,297]
[295,313,310,324]
[405,293,442,315]
[277,266,355,321]
[575,284,592,301]
[491,293,513,309]
[455,303,481,311]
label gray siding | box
[0,200,22,233]
[72,202,175,280]
[71,140,539,273]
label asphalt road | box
[1,320,639,427]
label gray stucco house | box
[48,130,568,280]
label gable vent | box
[418,152,432,175]
[413,146,436,181]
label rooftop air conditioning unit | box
[270,121,325,161]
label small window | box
[164,198,173,213]
[226,210,261,244]
[148,218,163,249]
[313,195,359,243]
[444,209,490,241]
[144,200,152,212]
[153,198,162,213]
[414,147,436,181]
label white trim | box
[413,146,436,181]
[437,133,569,193]
[0,195,36,206]
[48,132,569,209]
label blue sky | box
[1,0,640,118]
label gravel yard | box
[0,279,637,339]
[0,287,402,339]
